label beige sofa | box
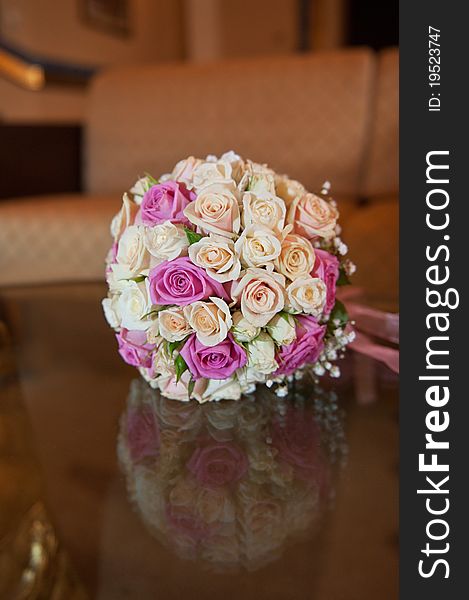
[0,48,398,301]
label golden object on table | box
[0,322,87,599]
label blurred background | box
[0,0,397,123]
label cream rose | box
[286,276,327,316]
[129,176,152,205]
[116,225,150,276]
[188,234,241,282]
[287,193,338,239]
[275,175,306,207]
[275,233,315,280]
[117,279,151,331]
[242,192,286,235]
[246,332,278,374]
[184,184,240,238]
[231,310,260,343]
[146,319,161,344]
[111,193,139,241]
[234,225,281,268]
[184,297,232,346]
[171,156,202,187]
[266,313,297,345]
[143,221,188,265]
[232,268,286,327]
[192,161,235,191]
[158,307,192,342]
[220,150,245,182]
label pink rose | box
[116,329,154,368]
[140,180,195,226]
[187,441,248,487]
[274,316,326,376]
[126,406,160,463]
[148,257,230,306]
[180,333,247,380]
[312,249,339,315]
[272,409,328,488]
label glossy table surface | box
[0,284,398,600]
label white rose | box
[116,225,150,277]
[143,221,188,265]
[158,307,192,342]
[184,184,240,238]
[152,343,175,379]
[231,268,286,327]
[106,265,129,293]
[192,161,235,191]
[275,233,315,280]
[171,156,202,187]
[117,279,151,331]
[102,295,121,329]
[237,366,267,394]
[234,225,281,268]
[130,176,153,205]
[231,310,260,343]
[266,313,297,345]
[110,193,139,240]
[188,234,241,282]
[246,332,278,375]
[286,276,327,316]
[184,298,232,346]
[201,377,242,402]
[242,191,286,235]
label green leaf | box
[167,340,182,355]
[188,378,195,399]
[143,172,159,187]
[141,305,171,320]
[337,267,351,286]
[328,300,349,331]
[128,275,146,283]
[175,354,188,383]
[184,227,203,245]
[279,311,293,324]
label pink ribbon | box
[338,287,399,374]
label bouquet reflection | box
[118,378,347,571]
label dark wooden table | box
[0,283,398,600]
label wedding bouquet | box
[102,151,355,402]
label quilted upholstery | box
[0,195,119,286]
[362,49,398,197]
[85,49,374,197]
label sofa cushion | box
[85,49,374,198]
[0,195,118,287]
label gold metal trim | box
[0,48,45,91]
